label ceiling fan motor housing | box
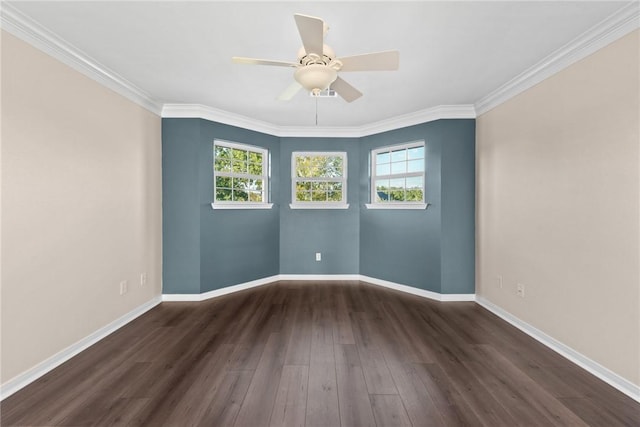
[297,44,336,65]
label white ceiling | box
[5,1,632,127]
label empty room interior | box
[1,1,639,426]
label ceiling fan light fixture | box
[294,64,337,95]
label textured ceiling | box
[6,1,631,127]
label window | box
[291,152,348,209]
[212,140,272,209]
[367,141,427,209]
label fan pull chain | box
[315,95,318,126]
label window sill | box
[289,203,350,210]
[211,203,274,210]
[364,203,428,210]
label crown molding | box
[0,2,163,115]
[4,0,635,130]
[161,103,476,138]
[475,2,640,116]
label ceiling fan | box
[232,13,399,103]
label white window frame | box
[366,140,428,210]
[212,139,273,210]
[290,151,349,209]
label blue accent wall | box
[359,120,475,294]
[162,118,201,294]
[162,117,475,295]
[359,124,442,292]
[198,120,281,292]
[162,118,280,294]
[440,120,476,294]
[279,138,360,274]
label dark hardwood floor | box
[2,281,639,426]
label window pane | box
[391,149,406,162]
[389,178,405,189]
[376,152,390,165]
[370,142,425,205]
[376,163,391,176]
[215,146,232,159]
[406,176,423,189]
[375,179,389,191]
[232,148,248,161]
[232,160,247,173]
[391,161,406,174]
[296,190,312,202]
[325,156,343,178]
[214,142,269,204]
[390,189,405,201]
[312,191,327,201]
[214,159,232,172]
[234,190,248,201]
[248,162,262,175]
[406,188,423,201]
[329,181,342,192]
[249,151,262,163]
[249,191,263,202]
[312,181,327,192]
[407,159,423,173]
[375,191,389,202]
[296,155,344,178]
[408,146,424,159]
[327,191,341,202]
[233,177,248,190]
[216,188,232,201]
[215,176,232,188]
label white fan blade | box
[232,57,298,67]
[331,77,362,103]
[278,81,303,101]
[294,14,324,56]
[338,50,399,72]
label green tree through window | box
[214,140,268,204]
[292,152,347,205]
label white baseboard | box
[0,296,162,401]
[162,274,475,303]
[359,275,476,302]
[476,296,640,403]
[162,275,280,302]
[279,274,361,281]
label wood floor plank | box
[3,281,639,427]
[385,361,446,427]
[306,362,340,427]
[269,365,309,427]
[468,345,588,427]
[370,394,412,427]
[234,332,287,427]
[412,363,486,427]
[158,344,237,426]
[334,344,377,427]
[332,287,356,344]
[350,312,398,395]
[199,370,254,426]
[284,289,312,366]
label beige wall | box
[1,32,162,383]
[477,30,639,386]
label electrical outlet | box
[119,280,128,295]
[315,252,321,261]
[517,283,525,298]
[497,275,503,289]
[140,273,147,286]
